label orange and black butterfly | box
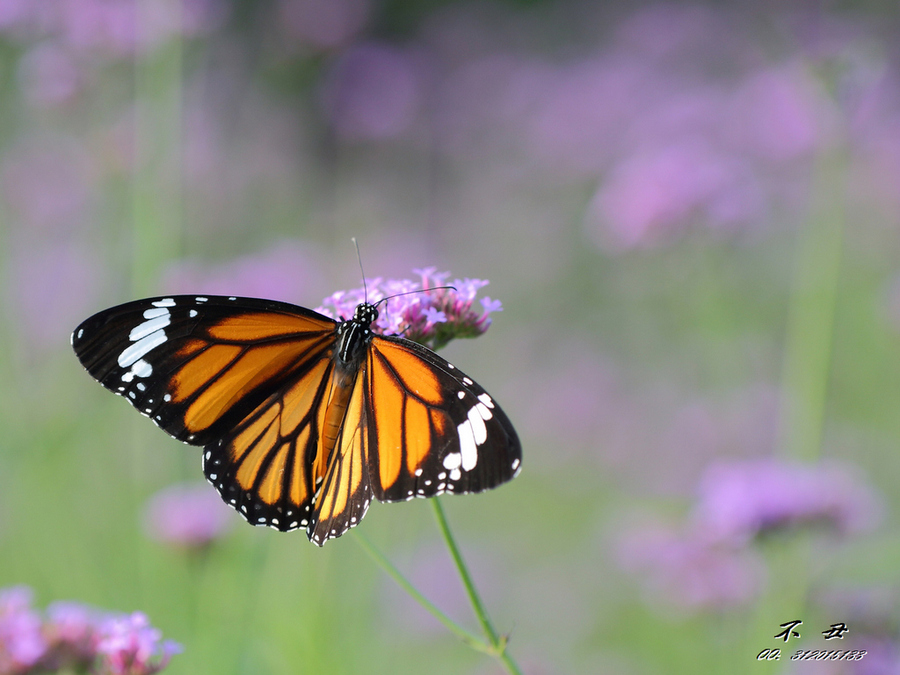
[71,294,521,545]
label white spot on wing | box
[152,298,176,307]
[442,452,461,470]
[457,419,478,471]
[118,330,166,367]
[121,358,153,381]
[129,315,170,342]
[467,405,487,445]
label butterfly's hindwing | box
[366,335,522,503]
[202,354,336,532]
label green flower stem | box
[746,145,846,672]
[352,530,494,654]
[132,7,184,297]
[431,498,523,675]
[778,148,846,462]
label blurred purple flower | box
[0,586,47,673]
[586,139,765,250]
[725,64,827,163]
[614,520,764,611]
[320,43,423,141]
[316,267,501,350]
[806,585,900,675]
[693,458,882,545]
[850,639,900,675]
[0,0,226,56]
[421,4,866,249]
[96,612,181,675]
[276,0,370,50]
[0,0,30,31]
[144,482,234,549]
[159,241,326,306]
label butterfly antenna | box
[351,237,368,303]
[377,285,458,308]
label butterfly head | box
[353,302,379,328]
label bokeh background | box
[3,1,900,673]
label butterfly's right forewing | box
[71,295,337,447]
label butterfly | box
[71,294,521,545]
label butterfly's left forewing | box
[365,335,522,503]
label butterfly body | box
[72,294,521,545]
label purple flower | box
[692,458,882,545]
[614,520,764,611]
[320,43,423,141]
[586,138,765,250]
[96,612,181,675]
[42,602,104,671]
[0,586,47,673]
[0,586,180,674]
[143,482,235,549]
[315,267,501,350]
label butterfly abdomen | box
[318,309,375,481]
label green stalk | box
[778,149,846,462]
[131,1,184,296]
[746,145,846,672]
[431,498,523,675]
[352,530,494,654]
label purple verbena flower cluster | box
[615,521,764,611]
[143,482,235,550]
[316,267,503,351]
[615,458,881,613]
[693,458,881,546]
[0,586,180,675]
